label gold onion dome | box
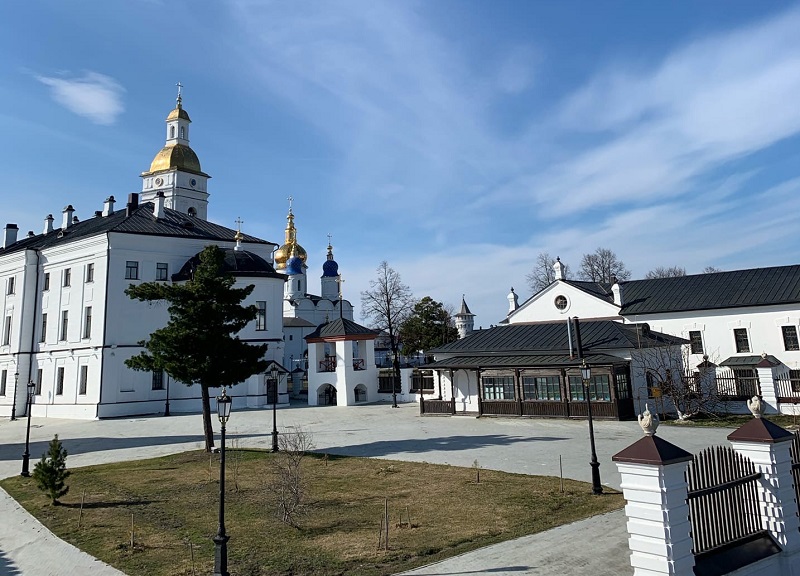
[147,143,203,174]
[166,106,191,122]
[274,210,307,271]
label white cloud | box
[36,71,125,125]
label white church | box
[0,90,392,419]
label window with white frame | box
[125,261,139,280]
[152,370,164,390]
[60,310,69,341]
[156,262,169,281]
[0,370,6,396]
[733,328,750,353]
[6,276,15,295]
[522,375,561,401]
[56,367,64,395]
[782,326,800,352]
[2,315,11,346]
[43,272,50,291]
[482,375,515,400]
[256,301,267,331]
[83,306,92,339]
[79,365,88,395]
[35,368,42,395]
[86,263,94,283]
[688,330,704,354]
[40,313,47,343]
[63,268,71,287]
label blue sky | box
[2,1,800,326]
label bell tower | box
[140,83,211,220]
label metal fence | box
[715,368,760,400]
[686,445,763,556]
[775,371,800,403]
[791,432,800,512]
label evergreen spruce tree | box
[32,434,70,505]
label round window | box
[554,295,568,311]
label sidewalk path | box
[0,403,734,575]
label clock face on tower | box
[155,177,164,186]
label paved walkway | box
[0,403,735,575]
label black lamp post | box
[21,380,36,477]
[213,387,232,576]
[391,349,399,408]
[10,371,19,421]
[270,366,279,452]
[164,373,171,417]
[581,359,603,495]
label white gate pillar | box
[613,434,695,575]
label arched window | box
[170,126,175,138]
[180,126,185,139]
[188,207,197,217]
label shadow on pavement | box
[321,434,568,457]
[0,549,22,575]
[0,432,270,463]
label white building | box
[0,93,287,419]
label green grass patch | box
[660,412,800,429]
[1,450,622,576]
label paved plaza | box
[0,402,735,575]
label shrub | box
[32,434,71,505]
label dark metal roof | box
[423,353,625,370]
[305,318,378,341]
[0,201,275,256]
[563,280,614,302]
[619,265,800,315]
[727,417,794,443]
[283,317,316,328]
[612,435,693,465]
[430,320,684,356]
[172,248,284,281]
[719,355,782,367]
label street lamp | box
[390,349,399,408]
[581,359,603,495]
[164,373,171,417]
[269,366,279,452]
[10,371,19,421]
[21,380,36,477]
[213,387,232,576]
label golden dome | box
[167,106,191,122]
[144,143,203,175]
[274,210,307,271]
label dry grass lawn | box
[1,449,623,576]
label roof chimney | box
[126,193,139,217]
[3,224,18,248]
[612,279,623,307]
[72,215,80,224]
[61,205,74,230]
[43,214,54,235]
[153,191,165,219]
[103,196,115,217]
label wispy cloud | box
[36,71,125,125]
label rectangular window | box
[569,374,612,401]
[125,261,139,280]
[256,301,267,331]
[0,370,6,396]
[60,310,69,341]
[522,375,561,401]
[152,370,164,391]
[156,262,169,281]
[6,276,15,295]
[2,315,11,345]
[56,367,64,396]
[63,268,71,287]
[40,313,47,343]
[782,326,800,352]
[86,263,94,283]
[83,306,92,339]
[35,368,43,395]
[481,375,515,400]
[734,328,750,353]
[43,272,50,291]
[688,331,704,354]
[79,365,88,395]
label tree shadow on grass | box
[59,499,156,510]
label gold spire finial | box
[287,196,294,213]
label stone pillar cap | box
[727,417,794,443]
[613,435,693,465]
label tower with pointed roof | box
[455,295,475,339]
[140,84,211,220]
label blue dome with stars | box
[322,258,339,277]
[286,255,304,276]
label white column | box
[729,437,800,553]
[756,366,780,414]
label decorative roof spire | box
[176,81,183,108]
[234,216,244,251]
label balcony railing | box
[353,358,365,371]
[318,357,337,372]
